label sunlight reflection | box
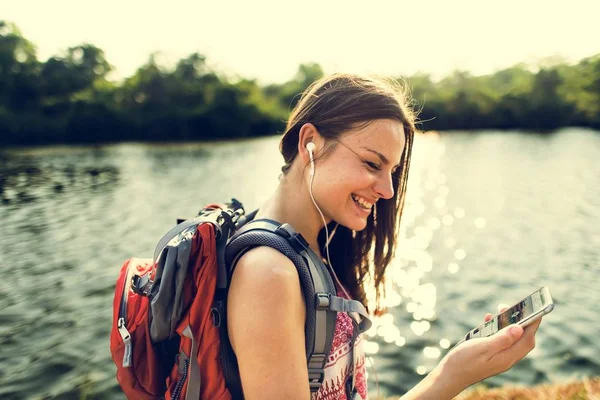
[454,207,465,218]
[404,202,426,227]
[406,302,417,313]
[410,283,436,310]
[475,217,487,228]
[444,237,457,248]
[454,249,466,260]
[439,185,450,197]
[427,217,441,230]
[413,306,436,321]
[423,346,441,359]
[434,196,446,208]
[439,339,451,349]
[383,289,403,308]
[442,215,454,226]
[402,267,423,291]
[416,366,427,375]
[410,321,424,336]
[448,263,460,274]
[364,341,380,355]
[410,321,431,336]
[382,325,400,343]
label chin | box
[327,200,372,232]
[336,215,369,232]
[352,219,369,232]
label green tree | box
[527,68,574,130]
[0,21,40,111]
[277,63,324,110]
[40,44,111,100]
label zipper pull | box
[117,317,132,367]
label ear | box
[297,123,322,163]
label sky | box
[3,0,600,84]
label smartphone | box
[463,286,554,341]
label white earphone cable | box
[308,158,351,300]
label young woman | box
[226,74,541,399]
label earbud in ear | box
[306,142,315,160]
[306,142,316,176]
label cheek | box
[340,164,375,186]
[319,167,373,201]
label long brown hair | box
[279,73,416,315]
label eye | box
[365,161,381,171]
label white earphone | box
[306,142,316,175]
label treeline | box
[1,20,599,146]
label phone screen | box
[469,289,544,339]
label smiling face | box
[277,73,415,314]
[311,119,406,231]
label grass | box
[454,378,600,400]
[379,378,600,400]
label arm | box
[401,319,541,399]
[227,246,310,400]
[400,358,462,400]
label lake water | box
[1,128,599,399]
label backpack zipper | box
[117,262,135,367]
[117,317,132,367]
[171,359,189,400]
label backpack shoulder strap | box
[224,219,371,393]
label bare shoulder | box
[231,245,301,290]
[227,246,305,329]
[226,246,309,398]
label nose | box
[373,172,395,200]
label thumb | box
[488,324,524,351]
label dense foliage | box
[1,20,599,146]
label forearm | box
[400,358,464,400]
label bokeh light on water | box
[361,129,600,396]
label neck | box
[255,173,330,257]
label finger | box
[522,317,542,335]
[484,313,493,322]
[485,323,524,354]
[490,318,542,368]
[498,304,508,313]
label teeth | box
[352,194,373,209]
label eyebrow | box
[361,146,401,167]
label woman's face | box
[312,119,406,231]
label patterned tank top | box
[311,281,368,400]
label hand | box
[439,306,542,394]
[401,305,542,400]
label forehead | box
[344,119,406,163]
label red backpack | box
[109,199,372,399]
